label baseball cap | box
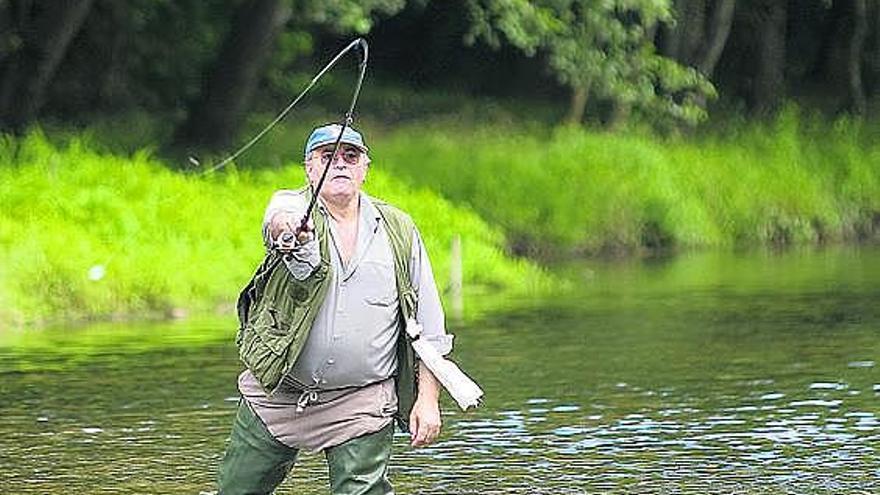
[304,123,368,161]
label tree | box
[746,0,787,115]
[821,0,869,114]
[172,0,288,151]
[871,0,880,96]
[0,0,95,132]
[173,0,407,152]
[463,0,716,127]
[661,0,735,79]
[848,0,869,114]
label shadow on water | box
[0,247,878,494]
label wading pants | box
[217,400,394,495]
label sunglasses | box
[318,146,362,166]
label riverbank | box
[377,108,880,257]
[0,131,556,328]
[2,108,878,328]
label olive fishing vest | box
[235,191,419,432]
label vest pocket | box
[251,306,296,353]
[238,306,296,391]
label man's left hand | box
[409,395,441,448]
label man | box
[218,123,453,495]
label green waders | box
[218,401,394,495]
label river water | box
[1,247,877,494]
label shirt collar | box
[358,192,382,227]
[315,191,381,229]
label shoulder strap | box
[373,199,418,320]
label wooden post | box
[449,235,463,323]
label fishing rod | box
[196,38,369,246]
[294,38,368,243]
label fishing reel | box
[273,223,315,253]
[273,231,298,252]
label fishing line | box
[87,39,369,283]
[194,38,369,176]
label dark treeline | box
[0,0,878,151]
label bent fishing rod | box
[197,38,369,246]
[294,38,368,243]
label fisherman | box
[218,123,454,495]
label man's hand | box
[268,211,297,241]
[409,364,442,448]
[269,211,313,250]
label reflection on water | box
[1,247,878,494]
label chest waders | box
[235,189,420,432]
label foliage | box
[264,0,409,100]
[48,0,231,113]
[300,0,408,34]
[3,0,877,136]
[463,0,716,126]
[36,0,408,117]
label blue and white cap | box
[304,123,368,161]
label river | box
[1,247,877,494]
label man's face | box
[305,143,368,200]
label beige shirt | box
[238,372,397,452]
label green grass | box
[0,131,557,328]
[375,107,880,256]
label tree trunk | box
[0,0,34,120]
[0,0,95,132]
[680,0,706,66]
[872,0,880,96]
[847,0,868,114]
[751,0,787,115]
[94,1,128,110]
[661,0,689,60]
[565,83,590,125]
[172,0,286,151]
[694,0,736,77]
[821,0,871,112]
[0,0,21,101]
[659,1,733,113]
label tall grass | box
[0,131,555,328]
[376,107,880,256]
[3,106,878,327]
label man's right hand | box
[268,212,298,241]
[269,210,320,280]
[269,212,315,251]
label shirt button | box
[327,358,335,365]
